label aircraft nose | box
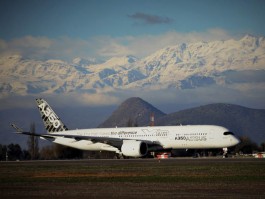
[232,136,240,145]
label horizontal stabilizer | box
[10,123,54,140]
[10,123,23,133]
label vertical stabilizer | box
[36,98,68,133]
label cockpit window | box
[224,132,234,135]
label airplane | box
[11,98,240,158]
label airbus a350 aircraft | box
[12,98,240,158]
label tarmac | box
[1,157,264,199]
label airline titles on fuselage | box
[175,135,207,141]
[77,129,207,141]
[111,129,169,137]
[111,131,137,135]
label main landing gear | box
[223,148,228,158]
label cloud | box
[0,36,54,59]
[92,28,235,59]
[223,70,265,84]
[128,12,174,25]
[93,36,133,58]
[0,39,7,49]
[137,84,265,112]
[0,36,94,61]
[39,93,119,108]
[122,28,235,58]
[0,29,236,61]
[0,91,121,110]
[1,79,265,113]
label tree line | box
[1,135,265,161]
[0,123,84,161]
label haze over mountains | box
[1,35,265,96]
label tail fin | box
[36,98,68,133]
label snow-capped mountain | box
[124,35,265,89]
[1,35,265,96]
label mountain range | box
[1,35,265,96]
[99,97,265,145]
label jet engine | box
[121,140,148,157]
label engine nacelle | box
[121,140,148,157]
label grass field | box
[0,158,264,198]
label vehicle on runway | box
[12,98,240,158]
[253,152,265,158]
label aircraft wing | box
[47,133,124,148]
[43,133,156,148]
[12,130,56,140]
[11,123,159,149]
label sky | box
[1,0,265,39]
[1,0,265,61]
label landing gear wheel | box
[115,153,124,159]
[223,148,228,158]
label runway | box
[1,158,264,198]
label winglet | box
[10,123,23,133]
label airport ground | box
[0,158,264,199]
